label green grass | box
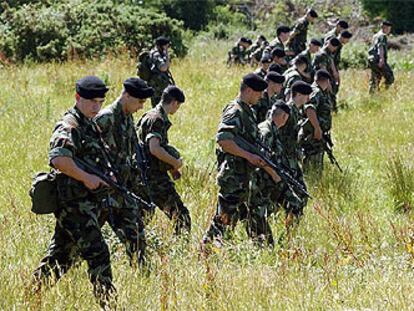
[1,39,414,310]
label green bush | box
[340,42,368,70]
[204,5,249,40]
[0,0,187,62]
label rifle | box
[74,157,155,210]
[233,135,312,199]
[322,132,343,173]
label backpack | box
[136,50,153,81]
[29,171,59,214]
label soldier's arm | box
[51,157,108,190]
[149,137,182,170]
[378,46,385,67]
[218,139,265,167]
[305,107,322,140]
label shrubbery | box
[0,0,187,62]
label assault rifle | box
[322,132,343,173]
[74,157,155,210]
[233,135,312,199]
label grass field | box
[1,39,414,310]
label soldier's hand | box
[170,169,182,180]
[83,174,109,190]
[247,154,266,167]
[173,158,183,170]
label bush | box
[0,0,188,62]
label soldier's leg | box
[369,62,382,93]
[384,63,395,89]
[150,174,191,235]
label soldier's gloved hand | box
[83,173,108,190]
[247,154,266,168]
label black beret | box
[310,38,323,46]
[155,36,170,46]
[163,85,185,103]
[265,72,285,84]
[291,81,312,95]
[240,37,250,43]
[382,20,393,27]
[315,69,331,81]
[268,63,283,74]
[340,30,353,39]
[329,37,341,47]
[260,54,273,64]
[277,25,291,36]
[273,100,291,115]
[123,77,154,99]
[307,9,318,18]
[271,47,286,58]
[76,76,109,99]
[242,73,268,92]
[258,35,267,41]
[337,20,349,29]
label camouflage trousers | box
[302,140,325,176]
[369,61,394,93]
[139,171,191,235]
[203,168,269,245]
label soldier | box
[279,81,313,225]
[248,101,293,245]
[254,54,273,78]
[249,35,269,66]
[290,38,322,78]
[287,8,318,56]
[270,47,288,74]
[264,25,291,57]
[136,86,191,235]
[253,71,286,123]
[283,55,310,97]
[32,76,117,304]
[299,70,333,174]
[324,20,349,43]
[334,30,353,68]
[94,77,155,266]
[227,37,253,66]
[148,36,175,108]
[312,37,340,111]
[201,73,280,248]
[368,20,394,93]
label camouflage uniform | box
[368,30,394,93]
[253,91,273,124]
[136,103,191,234]
[323,28,339,44]
[278,100,307,216]
[263,37,284,58]
[33,107,115,297]
[204,99,265,242]
[228,44,248,65]
[300,83,333,173]
[95,100,147,264]
[292,49,314,80]
[287,17,309,55]
[148,48,174,107]
[283,66,306,97]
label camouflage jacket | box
[258,119,285,160]
[253,91,272,124]
[49,106,112,200]
[136,103,173,173]
[312,47,335,76]
[283,66,306,96]
[279,99,302,161]
[287,17,309,54]
[303,83,333,133]
[95,100,139,185]
[323,28,339,43]
[264,37,285,57]
[333,41,342,67]
[216,98,258,175]
[229,44,248,64]
[368,30,388,62]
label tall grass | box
[1,39,414,310]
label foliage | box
[0,0,187,62]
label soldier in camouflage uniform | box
[201,73,279,248]
[32,76,117,304]
[290,38,322,79]
[286,9,318,56]
[249,35,268,66]
[95,78,155,266]
[278,81,313,223]
[264,26,291,58]
[312,37,340,111]
[148,36,175,108]
[332,30,353,68]
[227,37,253,66]
[283,55,310,98]
[254,54,273,79]
[299,70,333,174]
[323,20,349,43]
[136,86,191,235]
[270,47,288,74]
[253,71,286,123]
[368,21,394,93]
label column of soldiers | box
[31,13,395,306]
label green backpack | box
[136,50,153,81]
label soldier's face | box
[318,79,330,91]
[275,57,287,66]
[170,100,182,114]
[383,26,391,34]
[76,94,105,119]
[247,88,262,105]
[309,44,320,53]
[268,81,282,94]
[127,97,147,114]
[295,93,310,106]
[273,111,289,128]
[279,32,290,42]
